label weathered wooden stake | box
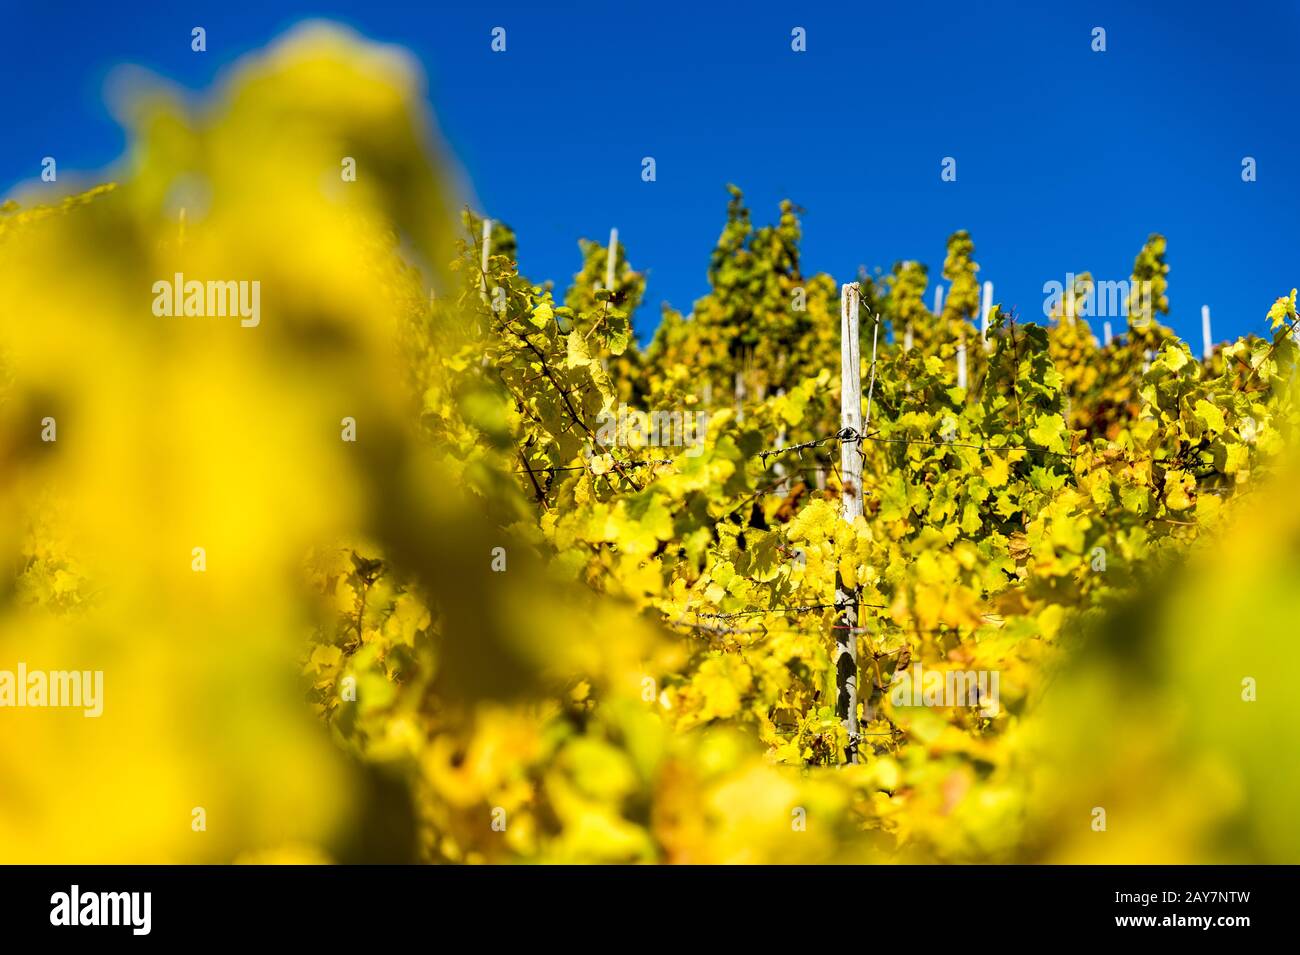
[479,218,492,301]
[835,283,863,764]
[774,387,789,495]
[606,227,619,292]
[980,280,993,349]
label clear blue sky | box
[2,1,1297,345]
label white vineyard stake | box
[774,387,789,495]
[903,324,913,395]
[980,280,993,350]
[835,283,863,765]
[1202,304,1213,361]
[605,227,618,292]
[479,217,492,301]
[956,341,968,390]
[1103,321,1113,347]
[934,284,945,316]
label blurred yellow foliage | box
[2,22,1297,867]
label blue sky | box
[2,1,1297,344]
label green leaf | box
[530,302,554,328]
[1028,413,1068,454]
[566,331,591,369]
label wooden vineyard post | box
[479,217,492,302]
[980,280,993,350]
[774,387,789,496]
[835,282,864,764]
[478,218,493,367]
[1202,305,1213,361]
[605,227,618,292]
